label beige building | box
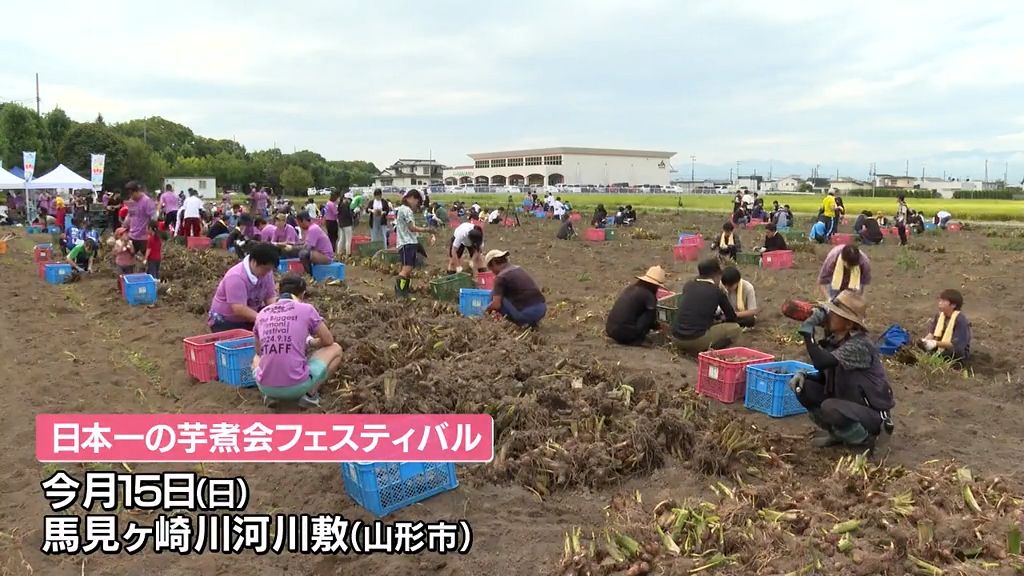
[443,146,675,187]
[373,159,446,188]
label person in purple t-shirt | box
[296,212,334,273]
[323,191,340,255]
[252,275,342,408]
[253,187,269,218]
[207,243,280,332]
[270,213,300,257]
[158,184,181,234]
[125,181,158,254]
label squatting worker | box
[720,266,758,328]
[920,288,971,362]
[296,212,335,274]
[713,222,740,260]
[252,274,343,409]
[671,258,741,354]
[761,223,787,253]
[792,290,895,449]
[448,221,485,275]
[605,266,667,346]
[484,250,547,327]
[208,242,280,332]
[818,244,871,300]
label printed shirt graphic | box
[395,205,418,247]
[254,299,323,387]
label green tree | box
[123,137,167,190]
[249,148,288,187]
[45,108,75,153]
[208,151,249,189]
[0,103,45,170]
[59,123,129,189]
[279,165,314,194]
[114,116,195,157]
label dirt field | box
[1,209,1022,576]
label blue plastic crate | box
[26,226,41,234]
[340,462,458,517]
[276,258,294,273]
[123,273,158,305]
[878,324,910,356]
[312,262,346,282]
[924,222,937,231]
[47,226,61,234]
[606,216,616,226]
[534,210,546,218]
[744,361,815,418]
[214,337,256,388]
[36,242,53,249]
[44,263,73,284]
[458,288,492,317]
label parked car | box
[663,185,682,193]
[500,185,522,195]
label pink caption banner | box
[36,414,493,463]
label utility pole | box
[35,73,40,116]
[905,160,909,177]
[769,160,773,180]
[1005,162,1009,185]
[921,165,925,180]
[985,159,988,182]
[690,155,695,184]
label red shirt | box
[118,205,129,221]
[147,233,162,261]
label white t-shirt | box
[742,193,754,208]
[182,195,204,219]
[544,195,553,206]
[305,203,318,218]
[552,201,566,217]
[936,210,952,220]
[371,199,384,213]
[471,203,481,212]
[453,222,478,248]
[488,209,501,222]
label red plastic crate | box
[679,234,703,247]
[33,246,53,263]
[656,288,675,300]
[744,219,765,230]
[352,235,371,244]
[187,236,211,250]
[216,236,228,249]
[502,218,516,227]
[584,228,605,242]
[476,271,495,290]
[569,213,582,222]
[287,260,305,274]
[947,223,961,232]
[696,347,776,403]
[118,274,125,296]
[761,250,793,270]
[183,329,254,382]
[449,218,461,228]
[830,233,854,246]
[673,243,700,261]
[881,227,897,237]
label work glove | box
[788,371,806,394]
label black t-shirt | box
[556,219,574,240]
[606,284,658,335]
[764,233,788,252]
[672,279,737,339]
[862,218,883,242]
[493,265,545,309]
[338,203,354,227]
[207,220,230,238]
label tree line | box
[0,103,379,193]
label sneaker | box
[299,393,321,408]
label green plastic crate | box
[734,252,762,266]
[604,228,616,241]
[656,294,681,325]
[358,240,385,257]
[378,249,401,264]
[780,229,806,243]
[429,273,475,302]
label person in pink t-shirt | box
[207,243,280,332]
[296,212,334,273]
[252,275,342,407]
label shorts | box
[399,243,418,266]
[448,238,480,259]
[257,358,328,400]
[131,239,148,254]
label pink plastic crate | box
[584,228,605,242]
[569,213,582,222]
[187,236,211,251]
[830,233,854,246]
[948,223,961,232]
[761,250,793,270]
[183,329,254,382]
[503,218,516,227]
[476,271,495,290]
[673,243,700,261]
[33,246,53,263]
[696,347,776,403]
[449,219,461,228]
[744,219,765,230]
[656,288,675,300]
[287,260,305,274]
[679,234,703,247]
[351,235,371,251]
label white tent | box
[26,164,93,190]
[0,169,24,189]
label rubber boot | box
[808,410,842,448]
[394,277,405,298]
[833,423,874,449]
[396,276,411,299]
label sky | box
[2,0,1023,183]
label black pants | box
[718,246,737,260]
[796,379,882,435]
[164,211,178,233]
[607,324,650,346]
[896,222,907,245]
[325,220,339,251]
[736,316,756,328]
[821,216,835,237]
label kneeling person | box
[605,266,666,345]
[672,259,741,354]
[253,275,343,408]
[920,288,971,362]
[720,266,758,327]
[484,250,547,327]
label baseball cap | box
[484,249,509,266]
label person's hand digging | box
[787,371,806,394]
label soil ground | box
[1,210,1022,575]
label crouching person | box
[792,290,895,450]
[720,266,758,328]
[484,249,547,328]
[919,288,971,363]
[252,275,343,409]
[605,266,666,345]
[671,259,742,354]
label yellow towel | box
[720,232,734,247]
[831,260,861,291]
[933,311,959,345]
[735,281,746,312]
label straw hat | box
[484,249,510,266]
[636,266,666,288]
[819,290,868,330]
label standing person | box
[104,190,123,232]
[821,189,838,238]
[793,291,895,449]
[393,189,435,298]
[712,222,740,260]
[253,186,270,218]
[720,266,759,327]
[158,184,180,234]
[144,220,163,279]
[447,222,485,275]
[296,212,335,273]
[366,189,391,246]
[552,197,566,219]
[54,196,67,232]
[304,198,319,220]
[483,250,547,327]
[207,243,280,332]
[179,189,205,237]
[671,258,741,354]
[774,203,790,229]
[895,194,910,246]
[337,194,355,257]
[252,275,344,408]
[112,228,136,276]
[323,191,340,253]
[919,289,971,362]
[125,181,157,255]
[818,244,872,299]
[605,266,666,346]
[350,191,366,227]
